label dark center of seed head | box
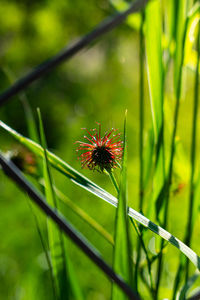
[92,146,113,167]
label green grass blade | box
[184,3,200,285]
[37,109,83,300]
[112,112,133,299]
[1,120,200,271]
[174,0,187,95]
[184,2,200,71]
[165,0,176,45]
[0,120,118,205]
[38,109,68,299]
[145,0,165,218]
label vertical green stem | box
[135,10,145,295]
[108,170,119,194]
[139,11,145,213]
[184,14,200,283]
[156,9,188,300]
[108,168,155,296]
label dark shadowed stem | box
[0,0,149,106]
[156,11,188,300]
[135,10,145,295]
[0,155,140,300]
[184,15,200,283]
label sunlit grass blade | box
[145,3,165,297]
[145,0,165,219]
[184,2,200,72]
[37,109,83,300]
[0,120,118,205]
[112,112,133,299]
[165,0,176,46]
[174,0,187,95]
[1,120,200,271]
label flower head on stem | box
[76,123,123,173]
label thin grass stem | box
[155,8,188,300]
[167,12,189,300]
[108,167,155,295]
[135,10,145,295]
[184,10,200,283]
[108,170,119,194]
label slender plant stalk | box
[108,170,119,194]
[135,10,145,295]
[108,169,154,295]
[172,10,197,297]
[155,6,188,299]
[184,12,200,282]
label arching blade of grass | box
[145,0,165,219]
[112,112,134,299]
[37,109,83,300]
[1,120,200,271]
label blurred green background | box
[0,0,200,299]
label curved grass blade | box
[37,109,83,300]
[1,120,200,271]
[112,112,134,299]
